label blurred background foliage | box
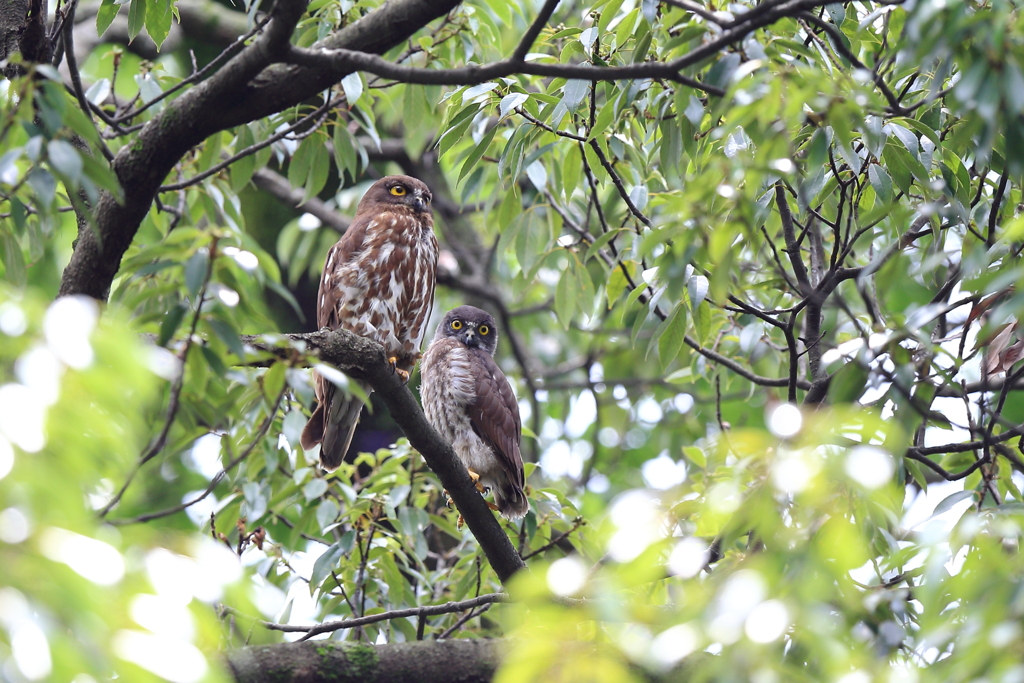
[2,0,1024,681]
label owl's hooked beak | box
[411,190,429,213]
[462,329,480,348]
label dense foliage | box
[2,0,1024,681]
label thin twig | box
[245,594,510,640]
[98,240,218,518]
[62,0,114,161]
[158,96,341,192]
[521,518,585,560]
[105,387,286,525]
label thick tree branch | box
[227,640,501,683]
[58,0,462,300]
[242,327,527,583]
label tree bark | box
[0,0,31,68]
[226,640,502,683]
[1,0,50,79]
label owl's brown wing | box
[301,211,376,465]
[467,350,524,490]
[315,211,375,330]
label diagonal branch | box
[512,0,561,63]
[240,327,528,583]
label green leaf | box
[693,300,711,345]
[309,540,346,592]
[288,137,315,189]
[687,274,709,309]
[96,0,120,36]
[590,102,616,141]
[27,169,56,207]
[263,362,286,403]
[316,499,339,530]
[437,104,481,159]
[868,164,893,203]
[458,124,498,186]
[683,446,706,468]
[230,125,256,192]
[656,303,688,369]
[47,140,82,184]
[341,72,364,105]
[882,142,916,194]
[598,0,625,34]
[1,233,25,286]
[497,187,521,233]
[303,140,330,204]
[80,152,123,203]
[562,144,582,201]
[158,303,187,347]
[200,344,228,376]
[585,228,625,263]
[207,317,246,360]
[333,123,358,179]
[555,264,578,329]
[127,0,147,42]
[827,360,869,403]
[303,477,328,501]
[146,0,173,49]
[184,250,209,299]
[500,92,528,118]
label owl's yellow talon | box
[387,356,410,383]
[467,469,486,494]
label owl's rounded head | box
[358,175,433,215]
[437,305,499,355]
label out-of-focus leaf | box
[126,0,147,41]
[184,250,209,299]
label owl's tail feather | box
[495,484,530,520]
[300,403,325,452]
[318,395,365,470]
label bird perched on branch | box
[301,175,438,469]
[420,305,529,520]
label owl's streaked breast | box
[327,212,438,366]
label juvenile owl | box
[300,175,438,470]
[420,305,529,519]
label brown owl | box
[420,305,529,520]
[300,175,438,469]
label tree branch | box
[248,593,508,639]
[252,167,351,234]
[226,640,501,683]
[286,43,724,94]
[240,327,528,583]
[58,0,463,300]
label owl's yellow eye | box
[390,185,407,196]
[451,320,463,330]
[478,325,490,335]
